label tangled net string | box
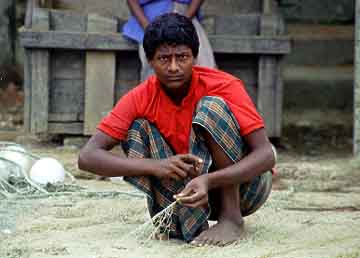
[0,141,178,241]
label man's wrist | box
[141,20,149,29]
[133,158,157,177]
[206,172,223,190]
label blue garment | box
[122,0,201,43]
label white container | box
[0,159,11,181]
[29,157,66,185]
[0,145,33,178]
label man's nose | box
[168,56,179,72]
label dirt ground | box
[0,113,360,258]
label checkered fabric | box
[122,96,272,242]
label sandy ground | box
[0,124,360,258]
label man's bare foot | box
[191,217,244,246]
[152,231,170,241]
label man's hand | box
[152,154,203,181]
[174,175,209,208]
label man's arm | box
[185,0,204,19]
[78,130,150,177]
[78,130,203,180]
[176,128,275,206]
[127,0,150,29]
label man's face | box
[150,44,194,91]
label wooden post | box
[83,14,117,135]
[354,0,360,155]
[25,7,50,134]
[257,0,284,138]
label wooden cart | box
[20,0,290,139]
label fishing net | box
[121,200,178,243]
[0,141,78,199]
[0,141,178,245]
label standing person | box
[78,13,276,246]
[123,0,216,81]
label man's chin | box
[165,80,186,89]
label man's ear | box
[148,59,155,69]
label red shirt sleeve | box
[208,79,265,136]
[97,87,141,140]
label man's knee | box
[127,119,152,146]
[195,96,228,113]
[130,118,150,129]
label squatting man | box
[78,13,276,246]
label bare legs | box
[191,129,245,246]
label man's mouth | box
[167,76,183,81]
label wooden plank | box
[83,14,117,135]
[48,122,83,134]
[31,7,50,30]
[115,51,140,100]
[29,8,50,134]
[354,0,360,155]
[30,51,49,133]
[114,80,138,102]
[24,1,39,132]
[23,49,32,132]
[19,30,291,54]
[48,113,84,122]
[115,51,140,81]
[49,79,84,114]
[257,57,282,138]
[215,15,260,35]
[25,0,34,28]
[51,50,84,79]
[50,9,87,32]
[257,1,284,138]
[216,54,258,85]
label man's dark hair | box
[143,13,199,61]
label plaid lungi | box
[122,96,272,242]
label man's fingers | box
[179,154,203,165]
[174,160,194,177]
[178,154,203,177]
[169,173,182,181]
[175,185,193,199]
[176,192,204,204]
[170,164,187,179]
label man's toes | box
[190,236,203,246]
[218,240,228,247]
[191,235,209,247]
[208,237,221,246]
[190,232,206,246]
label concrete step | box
[284,24,354,66]
[279,0,354,24]
[282,65,353,111]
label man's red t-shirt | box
[98,66,264,154]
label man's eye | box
[178,55,191,62]
[159,57,168,62]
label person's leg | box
[172,2,216,68]
[138,44,154,81]
[189,96,272,246]
[122,119,209,241]
[191,18,217,68]
[195,129,245,246]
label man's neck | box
[161,81,191,106]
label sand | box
[0,143,360,258]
